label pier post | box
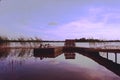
[65,39,75,47]
[107,52,108,59]
[64,39,76,59]
[115,53,117,63]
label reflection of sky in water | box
[0,50,119,80]
[100,52,120,64]
[0,42,120,80]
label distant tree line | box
[1,36,120,43]
[75,38,120,42]
[75,38,103,42]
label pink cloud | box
[10,7,120,40]
[44,7,120,40]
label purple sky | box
[0,0,120,40]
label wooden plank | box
[63,47,120,53]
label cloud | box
[48,22,58,26]
[2,6,120,40]
[1,1,120,40]
[42,7,120,40]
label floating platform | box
[34,47,63,53]
[33,47,63,58]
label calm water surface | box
[0,42,120,80]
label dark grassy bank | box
[0,36,64,43]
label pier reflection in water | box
[77,50,120,77]
[34,48,120,78]
[0,47,120,80]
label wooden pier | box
[34,39,120,62]
[75,47,120,53]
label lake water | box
[0,42,120,80]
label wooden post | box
[107,52,108,59]
[65,39,75,47]
[115,53,117,63]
